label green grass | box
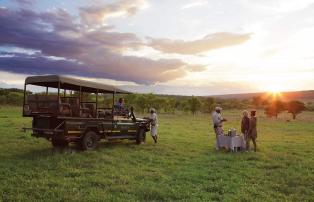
[0,106,313,201]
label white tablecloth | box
[216,135,245,151]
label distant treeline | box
[1,88,314,118]
[0,88,30,105]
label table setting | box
[216,129,246,152]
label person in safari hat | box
[212,106,227,150]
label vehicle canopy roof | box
[25,75,130,94]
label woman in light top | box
[241,110,250,141]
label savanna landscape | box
[0,104,313,201]
[1,0,314,201]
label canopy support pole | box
[22,84,26,116]
[57,82,60,114]
[79,86,82,117]
[96,89,98,118]
[112,92,115,119]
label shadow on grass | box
[8,140,140,161]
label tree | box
[264,100,285,118]
[7,92,23,105]
[202,97,216,113]
[188,96,201,116]
[164,97,176,113]
[252,96,263,108]
[305,101,314,111]
[286,101,306,119]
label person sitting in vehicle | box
[114,98,128,116]
[113,98,125,110]
[117,98,125,109]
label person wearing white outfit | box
[212,107,227,150]
[149,108,158,143]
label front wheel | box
[81,131,99,150]
[136,128,146,144]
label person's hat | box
[150,108,156,113]
[215,106,222,111]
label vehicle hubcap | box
[86,137,94,147]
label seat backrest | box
[69,97,80,116]
[27,95,38,111]
[83,103,96,117]
[59,103,71,116]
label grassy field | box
[0,106,313,201]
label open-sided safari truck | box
[22,75,150,150]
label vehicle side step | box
[107,135,136,140]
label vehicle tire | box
[81,131,99,150]
[136,128,146,144]
[51,138,68,148]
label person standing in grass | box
[241,110,250,140]
[247,110,257,152]
[149,108,158,143]
[212,107,227,149]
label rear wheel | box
[81,131,99,150]
[51,138,68,148]
[136,128,146,144]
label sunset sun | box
[265,84,284,94]
[269,86,282,94]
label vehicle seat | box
[26,94,38,112]
[59,104,72,116]
[37,95,48,110]
[69,97,80,117]
[81,103,95,118]
[47,95,59,113]
[98,109,112,119]
[59,97,72,116]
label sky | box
[0,0,314,95]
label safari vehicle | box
[22,75,150,150]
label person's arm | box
[220,115,227,122]
[246,118,250,131]
[143,116,152,123]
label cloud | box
[240,0,314,13]
[79,0,149,27]
[12,0,36,5]
[147,32,251,55]
[0,51,201,85]
[0,7,204,84]
[121,81,259,96]
[181,0,208,10]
